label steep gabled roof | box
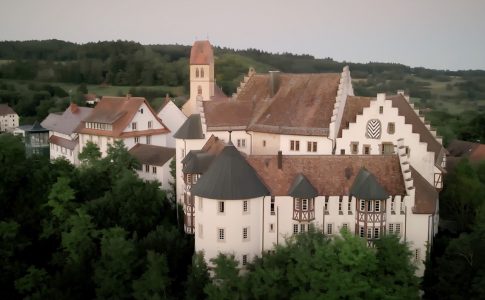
[190,40,213,65]
[388,94,445,165]
[42,104,92,135]
[410,166,438,214]
[129,144,175,167]
[174,114,204,139]
[0,104,16,116]
[191,144,270,200]
[247,155,404,196]
[350,168,389,200]
[288,174,318,198]
[49,135,78,150]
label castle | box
[175,41,443,275]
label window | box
[270,197,275,215]
[148,121,152,129]
[367,227,372,239]
[340,149,345,154]
[243,227,249,240]
[269,223,274,232]
[324,197,329,214]
[132,122,137,130]
[387,122,395,134]
[145,164,150,172]
[338,197,343,214]
[405,146,411,157]
[360,199,366,211]
[367,200,374,212]
[140,108,143,114]
[307,141,317,152]
[363,145,370,155]
[198,224,203,238]
[379,106,383,114]
[218,201,225,213]
[152,166,157,174]
[290,140,300,151]
[295,198,301,210]
[351,142,359,154]
[342,223,349,231]
[381,143,394,154]
[293,224,299,234]
[300,223,306,233]
[327,223,333,235]
[375,200,381,212]
[146,136,151,144]
[263,140,266,147]
[415,249,421,262]
[400,199,405,214]
[374,227,380,239]
[348,197,352,213]
[237,139,246,148]
[302,199,308,211]
[218,228,225,241]
[195,68,199,78]
[200,68,204,78]
[242,254,248,266]
[243,200,248,213]
[389,223,401,235]
[391,198,395,213]
[192,175,198,184]
[359,226,365,238]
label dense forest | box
[0,40,485,299]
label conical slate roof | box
[350,168,389,200]
[191,143,269,200]
[173,114,204,139]
[288,173,318,198]
[27,121,48,132]
[182,152,216,174]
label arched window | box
[197,86,202,95]
[200,68,204,78]
[195,68,199,78]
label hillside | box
[0,39,483,144]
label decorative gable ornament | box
[366,119,381,139]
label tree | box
[78,141,101,166]
[184,252,210,300]
[132,251,171,300]
[204,253,242,300]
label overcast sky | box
[1,0,484,70]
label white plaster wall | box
[49,131,79,165]
[195,197,263,267]
[0,114,19,131]
[252,132,281,155]
[79,134,113,157]
[205,130,250,155]
[280,135,333,155]
[125,103,166,132]
[157,101,187,147]
[336,94,436,184]
[135,159,173,190]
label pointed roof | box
[173,114,204,139]
[350,168,389,200]
[190,40,214,65]
[128,144,175,167]
[191,144,269,200]
[26,121,48,132]
[288,174,318,198]
[183,152,216,174]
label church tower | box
[182,40,215,116]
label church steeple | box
[182,40,215,116]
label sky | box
[0,0,484,71]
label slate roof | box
[350,168,389,200]
[128,144,175,167]
[0,104,16,116]
[288,174,319,198]
[42,103,92,135]
[410,166,438,214]
[182,135,226,173]
[76,96,169,138]
[191,143,270,200]
[190,40,213,65]
[173,114,204,139]
[26,121,48,133]
[247,155,405,196]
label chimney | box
[269,71,280,97]
[70,103,79,113]
[277,151,282,169]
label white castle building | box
[175,41,443,275]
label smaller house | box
[0,104,19,132]
[128,144,175,189]
[23,121,49,157]
[41,103,93,165]
[447,139,485,171]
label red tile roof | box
[0,104,16,116]
[410,166,438,214]
[247,155,405,196]
[76,96,169,138]
[190,40,213,65]
[128,144,175,167]
[49,135,78,150]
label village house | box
[0,103,19,132]
[157,95,187,148]
[175,40,444,276]
[41,103,92,165]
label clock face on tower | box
[366,119,381,139]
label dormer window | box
[293,198,315,221]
